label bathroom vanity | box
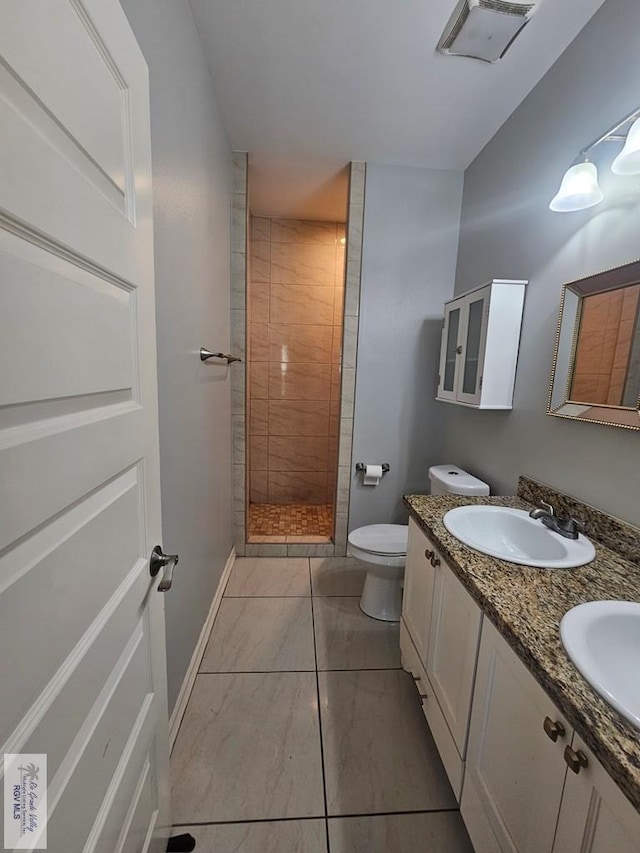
[401,487,640,853]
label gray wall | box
[120,0,233,711]
[441,0,640,526]
[350,164,464,531]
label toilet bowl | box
[348,466,490,623]
[348,524,408,622]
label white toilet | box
[348,464,490,622]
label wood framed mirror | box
[548,259,640,431]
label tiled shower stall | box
[230,157,365,557]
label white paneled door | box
[0,2,171,851]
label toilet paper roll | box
[363,464,383,486]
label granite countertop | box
[403,493,640,814]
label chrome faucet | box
[529,501,585,540]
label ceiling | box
[190,0,607,220]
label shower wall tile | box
[271,218,337,244]
[248,214,347,512]
[250,362,269,399]
[269,401,331,437]
[250,282,270,323]
[250,470,268,503]
[269,324,333,363]
[250,435,269,471]
[269,471,328,505]
[271,243,336,285]
[250,323,269,361]
[269,436,329,473]
[250,240,271,282]
[250,400,269,435]
[251,216,271,242]
[270,284,334,326]
[268,362,332,401]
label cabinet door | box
[553,734,640,853]
[456,287,490,406]
[462,619,570,853]
[402,518,437,664]
[438,301,464,401]
[426,560,482,756]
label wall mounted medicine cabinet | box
[437,279,527,409]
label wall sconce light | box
[549,106,640,212]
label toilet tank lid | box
[428,465,490,495]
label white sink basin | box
[443,505,595,569]
[561,601,640,729]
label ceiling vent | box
[438,0,537,63]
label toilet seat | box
[348,524,408,556]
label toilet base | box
[359,572,403,622]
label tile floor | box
[248,503,333,542]
[171,556,474,852]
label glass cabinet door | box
[458,291,489,404]
[439,305,461,399]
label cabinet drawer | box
[401,620,465,801]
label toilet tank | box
[428,464,490,496]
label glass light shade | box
[549,161,604,212]
[611,117,640,175]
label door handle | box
[149,545,179,592]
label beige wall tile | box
[268,471,328,504]
[333,286,344,325]
[269,401,330,436]
[250,240,270,282]
[250,399,269,435]
[269,324,333,363]
[271,243,336,286]
[251,216,271,242]
[269,362,332,401]
[250,470,269,503]
[250,435,269,470]
[335,245,346,285]
[250,281,270,323]
[269,436,329,472]
[332,326,343,364]
[250,323,269,361]
[271,219,337,244]
[270,284,334,325]
[613,319,635,369]
[250,362,269,399]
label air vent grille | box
[438,0,537,63]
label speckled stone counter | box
[403,492,640,814]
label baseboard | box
[168,546,236,753]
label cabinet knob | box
[456,345,463,355]
[425,549,434,560]
[543,716,566,742]
[564,745,588,774]
[430,555,441,568]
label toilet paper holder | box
[355,462,390,475]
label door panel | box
[438,304,462,400]
[426,563,482,755]
[402,519,437,663]
[0,2,170,851]
[462,620,569,853]
[553,734,640,853]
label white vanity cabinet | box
[463,618,640,853]
[553,734,640,853]
[462,618,571,853]
[437,279,526,409]
[400,519,483,799]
